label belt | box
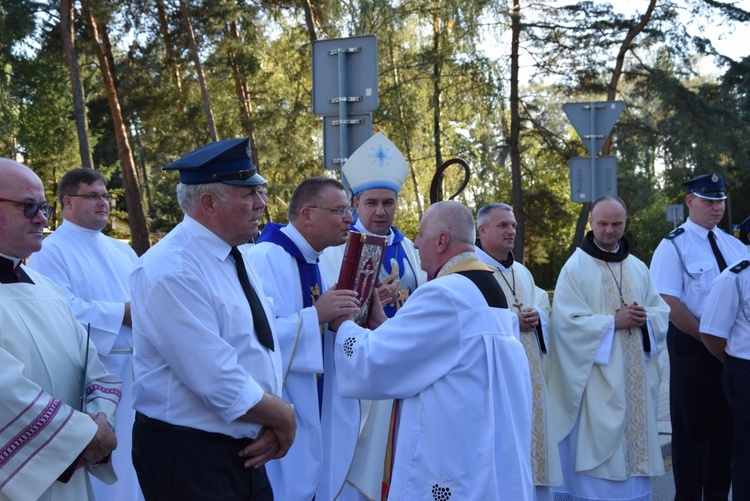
[135,412,252,445]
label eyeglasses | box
[68,193,115,202]
[307,205,352,217]
[0,197,53,219]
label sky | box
[618,0,750,74]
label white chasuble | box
[549,248,668,484]
[1,270,121,501]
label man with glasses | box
[0,157,121,500]
[247,177,362,500]
[28,168,141,501]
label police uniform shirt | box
[651,218,747,318]
[700,255,750,361]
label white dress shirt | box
[130,215,282,439]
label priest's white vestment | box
[27,220,140,501]
[548,241,669,501]
[320,222,427,501]
[246,227,359,501]
[334,261,533,500]
[476,247,562,500]
[0,267,122,501]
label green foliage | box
[0,0,748,288]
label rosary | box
[605,261,627,308]
[497,266,523,309]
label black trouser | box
[132,413,273,501]
[723,355,750,501]
[668,323,732,500]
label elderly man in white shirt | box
[129,138,295,500]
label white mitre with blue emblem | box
[342,132,408,195]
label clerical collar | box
[0,254,24,284]
[475,245,514,270]
[282,223,321,263]
[353,219,394,244]
[593,240,620,254]
[0,252,22,268]
[579,230,630,263]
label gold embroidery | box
[310,283,321,304]
[495,269,550,484]
[599,259,649,475]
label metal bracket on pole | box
[329,47,362,55]
[312,35,378,174]
[332,119,365,126]
[330,96,362,104]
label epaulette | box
[730,260,750,274]
[664,227,685,240]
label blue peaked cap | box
[682,173,726,200]
[163,138,267,186]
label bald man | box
[548,196,669,501]
[0,158,121,500]
[330,201,533,499]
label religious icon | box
[337,231,387,325]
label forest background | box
[1,0,749,290]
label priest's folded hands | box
[517,307,540,332]
[613,301,648,330]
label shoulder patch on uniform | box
[730,260,750,274]
[664,227,685,240]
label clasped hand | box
[517,307,540,332]
[614,301,647,330]
[84,412,117,465]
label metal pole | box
[337,50,351,196]
[589,102,597,201]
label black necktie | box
[707,230,728,272]
[230,246,274,351]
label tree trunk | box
[155,0,185,113]
[509,0,525,263]
[300,0,318,42]
[60,0,94,170]
[431,13,443,202]
[179,0,218,141]
[227,21,259,168]
[569,0,656,253]
[81,0,150,255]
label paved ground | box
[653,350,675,500]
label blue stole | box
[256,223,324,409]
[363,225,418,318]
